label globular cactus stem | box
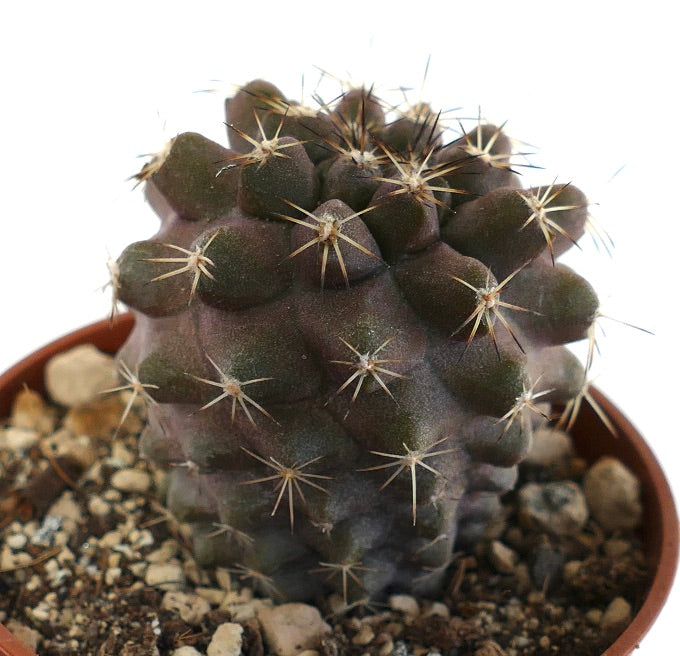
[109,75,605,604]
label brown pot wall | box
[0,314,677,656]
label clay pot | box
[0,314,677,656]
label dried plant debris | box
[1,350,650,655]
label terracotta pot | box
[0,314,677,656]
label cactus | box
[113,77,599,603]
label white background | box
[1,2,678,653]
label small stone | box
[206,622,243,656]
[10,387,56,433]
[172,647,203,656]
[604,538,631,558]
[162,591,211,625]
[562,559,582,583]
[586,608,603,625]
[108,552,122,568]
[105,567,122,585]
[518,481,588,536]
[584,457,642,531]
[145,563,186,591]
[423,602,450,619]
[489,540,518,574]
[48,492,84,524]
[146,540,179,563]
[297,651,320,656]
[111,442,136,466]
[88,495,111,517]
[111,468,152,493]
[45,344,118,406]
[43,430,96,469]
[6,533,28,550]
[130,529,155,549]
[601,596,632,631]
[215,567,232,590]
[6,620,41,651]
[0,427,40,451]
[103,488,122,502]
[99,530,124,548]
[196,587,227,605]
[377,636,394,656]
[129,562,148,577]
[257,603,330,656]
[65,395,141,438]
[525,428,573,466]
[352,624,375,646]
[229,598,270,623]
[388,594,420,616]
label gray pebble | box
[518,481,588,536]
[525,428,573,466]
[584,457,642,531]
[531,542,567,590]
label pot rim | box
[0,313,677,656]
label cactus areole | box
[115,78,601,602]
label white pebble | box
[388,594,420,616]
[99,530,123,549]
[215,567,232,590]
[111,442,137,466]
[103,488,122,502]
[257,603,330,656]
[1,545,31,570]
[45,344,118,406]
[207,622,243,656]
[48,491,84,524]
[88,496,111,517]
[111,468,151,493]
[0,427,40,451]
[145,562,186,591]
[129,561,148,577]
[146,540,179,563]
[105,567,122,585]
[162,591,211,625]
[130,529,155,549]
[196,587,227,605]
[6,533,28,550]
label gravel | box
[0,346,651,655]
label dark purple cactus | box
[114,78,597,603]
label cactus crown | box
[114,75,603,603]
